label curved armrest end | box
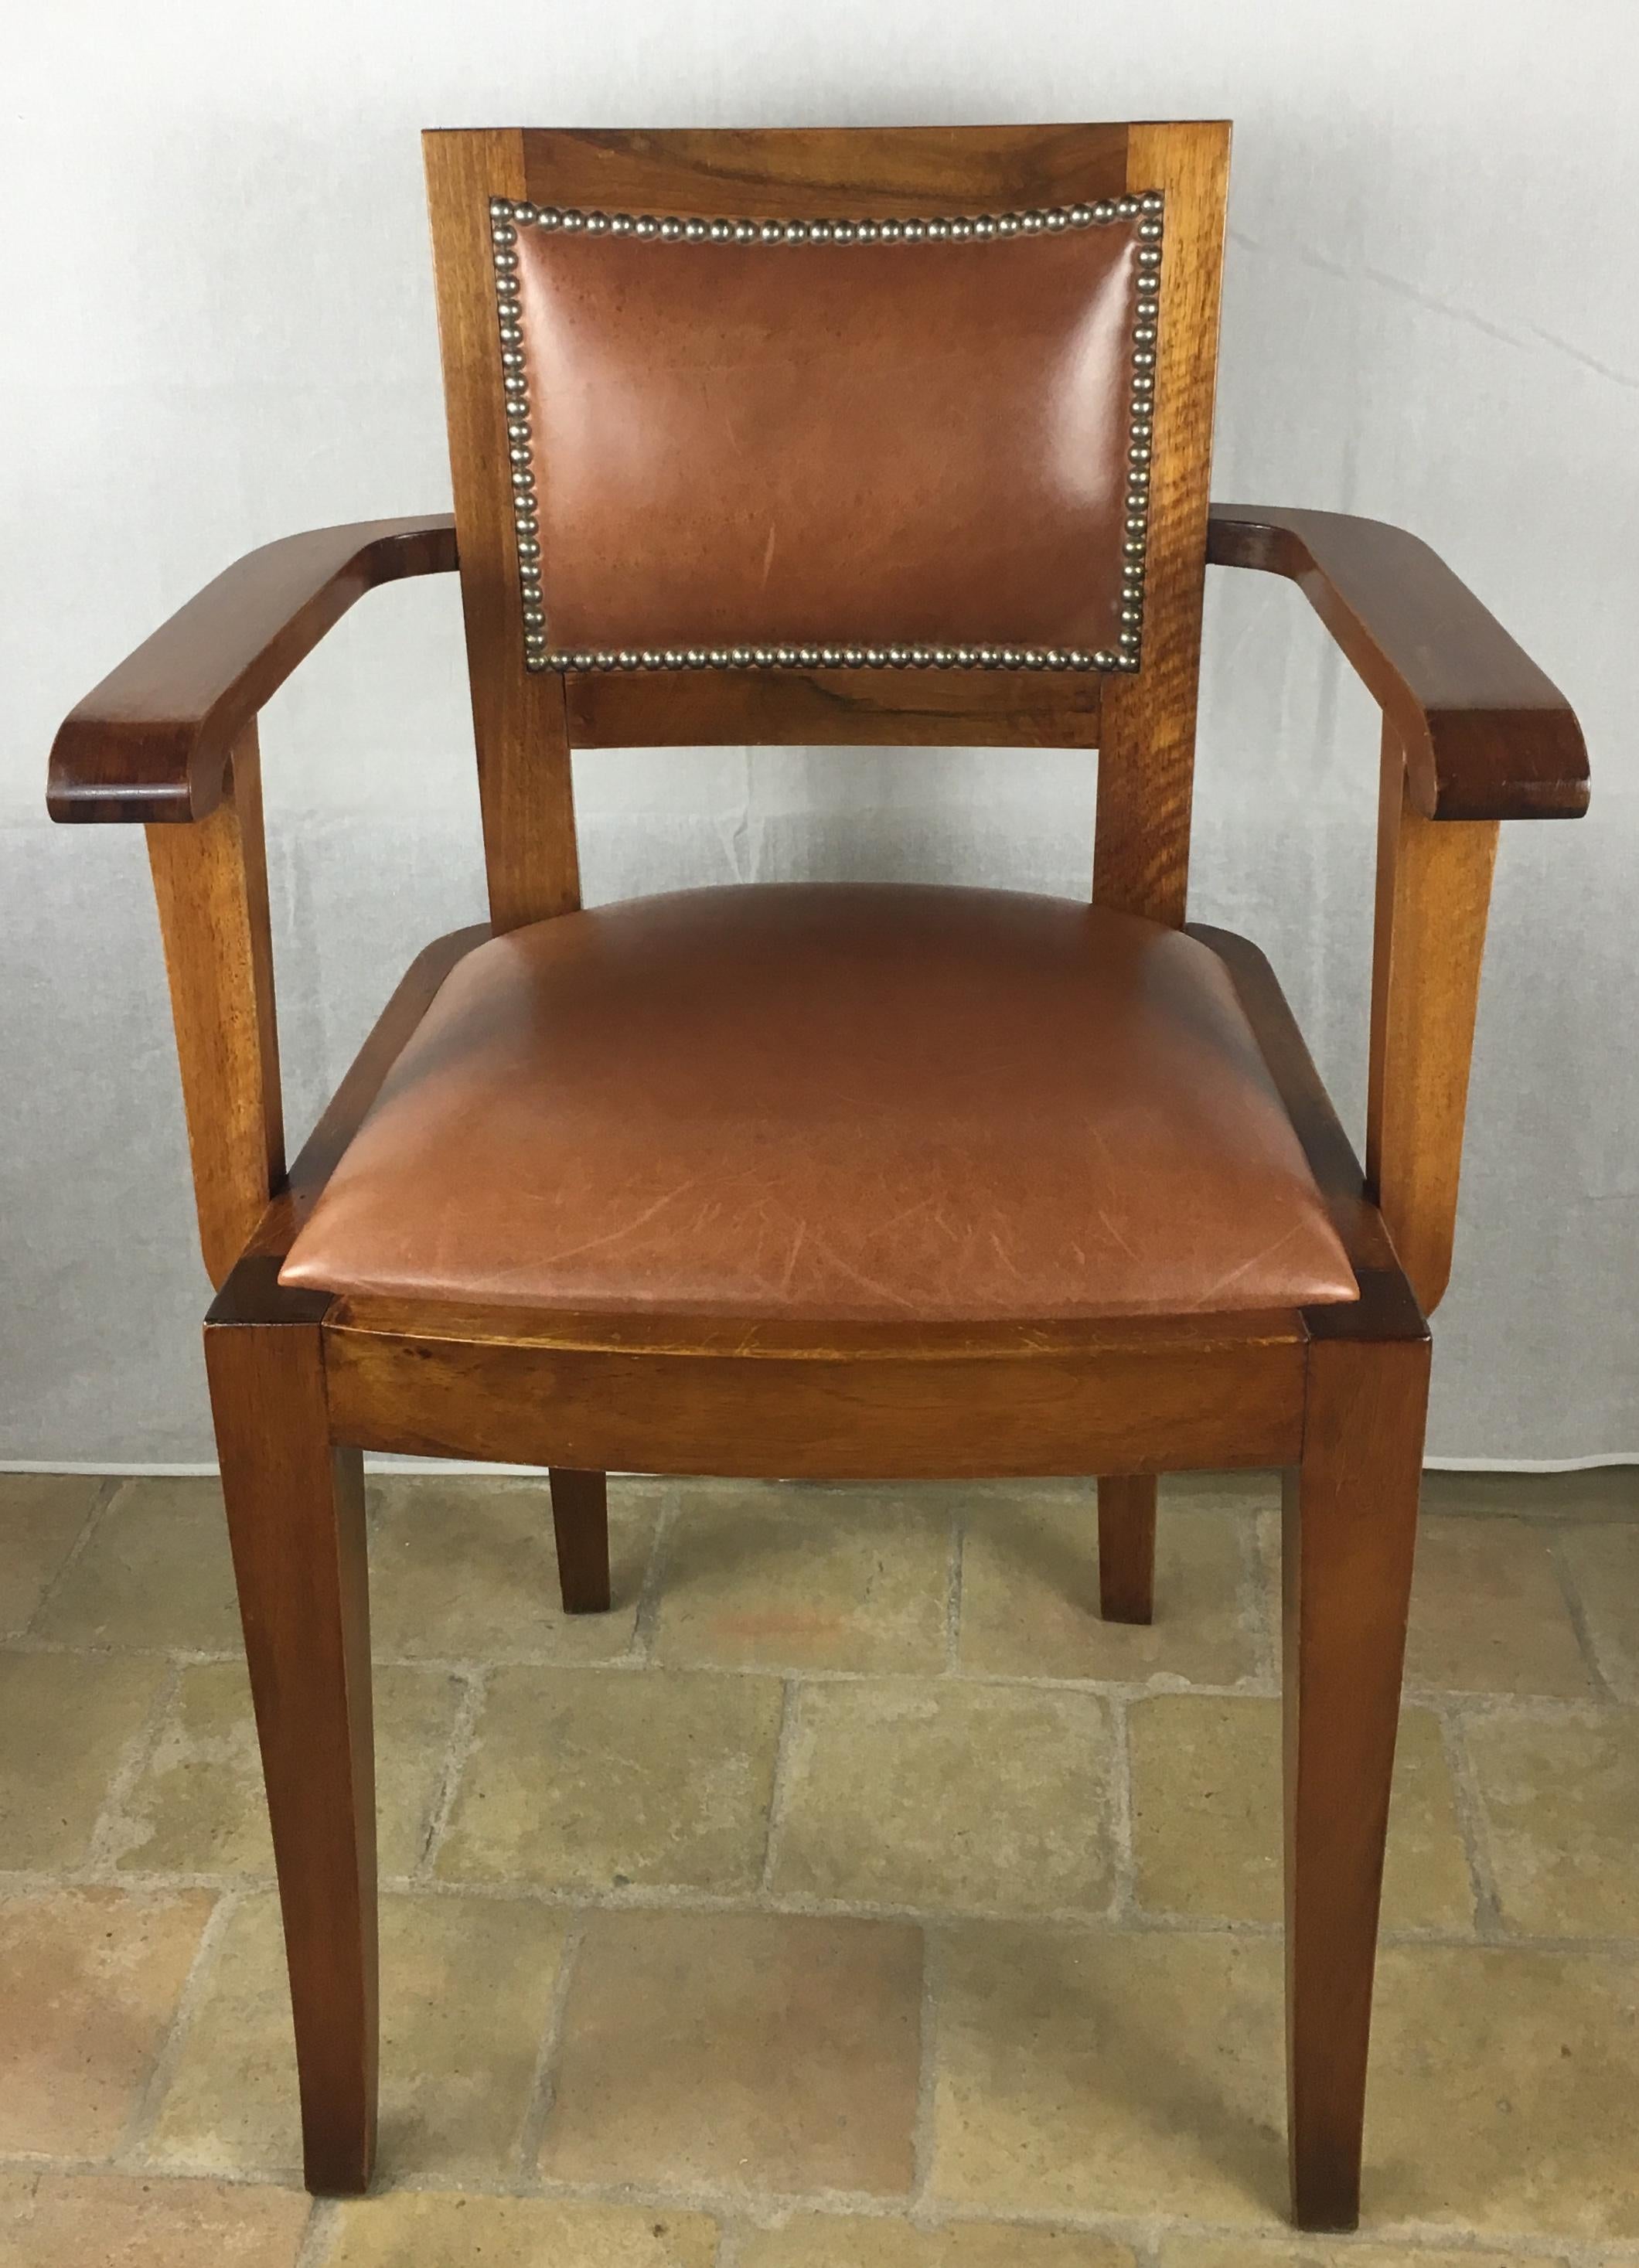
[48,514,458,824]
[1208,503,1589,822]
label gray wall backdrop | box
[4,1,1634,1466]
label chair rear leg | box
[205,1286,377,2195]
[1097,1474,1157,1623]
[549,1466,612,1613]
[1285,1310,1428,2231]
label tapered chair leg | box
[204,1280,377,2196]
[1285,1308,1429,2231]
[1097,1474,1157,1623]
[548,1466,612,1613]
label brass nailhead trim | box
[489,194,1164,676]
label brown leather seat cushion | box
[279,885,1357,1321]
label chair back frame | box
[423,122,1231,931]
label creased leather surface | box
[280,885,1357,1321]
[513,226,1140,656]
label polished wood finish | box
[203,1267,377,2195]
[1285,1282,1429,2231]
[49,119,1589,2232]
[322,1302,1306,1481]
[547,1467,612,1614]
[1367,726,1499,1313]
[1097,1474,1157,1623]
[49,517,455,825]
[247,927,490,1264]
[516,122,1131,213]
[1094,121,1231,926]
[567,663,1102,751]
[146,727,284,1286]
[1208,503,1588,821]
[1191,924,1399,1277]
[424,130,581,932]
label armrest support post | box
[1366,722,1498,1314]
[146,726,285,1287]
[49,513,457,1284]
[1208,502,1580,1309]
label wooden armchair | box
[48,123,1586,2229]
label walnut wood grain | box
[204,1285,377,2195]
[1194,754,1498,1323]
[424,128,582,931]
[145,728,285,1286]
[567,662,1102,751]
[1093,121,1231,925]
[247,925,490,1265]
[1285,1296,1429,2230]
[516,123,1131,216]
[49,517,456,825]
[323,1295,1299,1359]
[1208,503,1589,822]
[1188,923,1396,1281]
[1367,724,1499,1313]
[322,1312,1307,1480]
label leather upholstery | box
[280,886,1358,1322]
[513,225,1141,659]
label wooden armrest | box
[1208,503,1588,822]
[1209,504,1589,1312]
[48,514,458,826]
[50,512,455,1285]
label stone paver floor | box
[2,1464,1637,2265]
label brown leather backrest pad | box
[424,124,1228,816]
[510,217,1145,665]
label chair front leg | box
[204,1273,377,2195]
[1096,1473,1157,1623]
[1284,1300,1429,2230]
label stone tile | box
[931,1922,1285,2222]
[653,1483,949,1673]
[961,1497,1261,1687]
[104,1660,462,1881]
[540,1908,922,2197]
[437,1666,782,1892]
[1161,1470,1279,1517]
[0,2170,311,2267]
[1157,2240,1540,2268]
[1464,1706,1639,1936]
[368,1476,659,1664]
[0,1650,168,1867]
[148,1892,569,2180]
[0,1474,101,1635]
[1559,1521,1639,1700]
[1130,1697,1473,1930]
[31,1480,242,1653]
[771,1679,1113,1916]
[318,2190,719,2266]
[739,2216,1136,2266]
[1367,1942,1639,2239]
[1421,1466,1639,1521]
[1401,1516,1593,1698]
[0,1888,213,2154]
